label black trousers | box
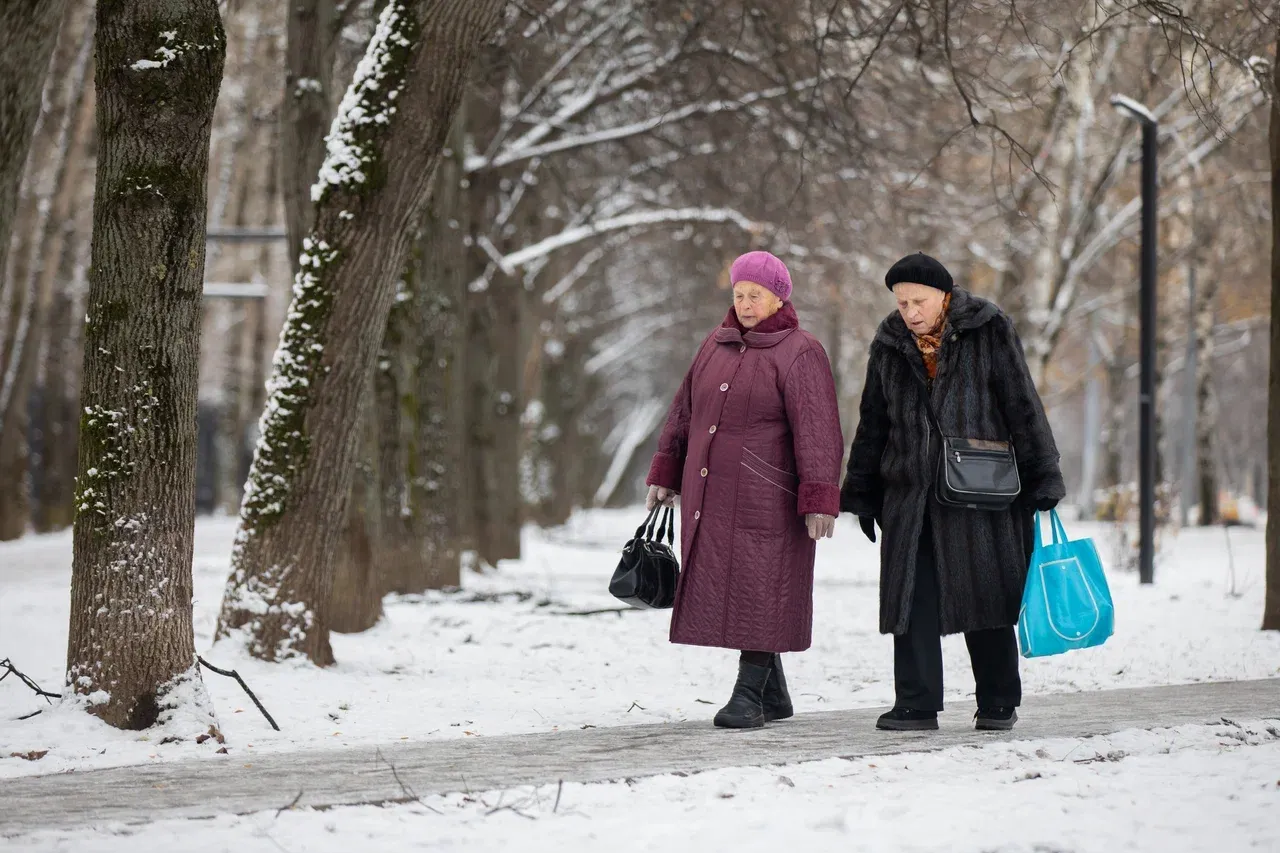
[894,516,1021,712]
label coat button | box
[739,345,746,353]
[720,383,729,391]
[709,425,717,434]
[694,511,701,520]
[700,468,708,477]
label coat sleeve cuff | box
[839,477,881,518]
[798,482,840,516]
[646,452,683,492]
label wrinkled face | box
[733,281,783,328]
[893,282,946,335]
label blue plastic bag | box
[1017,510,1114,658]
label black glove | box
[859,515,877,543]
[1031,497,1059,512]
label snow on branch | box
[468,76,825,173]
[594,398,666,507]
[479,207,760,288]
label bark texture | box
[1265,27,1280,632]
[66,0,225,730]
[217,0,508,664]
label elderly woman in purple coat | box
[645,251,844,729]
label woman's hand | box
[806,513,835,540]
[646,485,677,511]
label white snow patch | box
[1,512,1278,784]
[6,721,1279,851]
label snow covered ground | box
[2,509,1278,782]
[5,720,1278,852]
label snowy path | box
[1,677,1276,835]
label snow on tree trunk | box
[67,0,225,731]
[216,0,508,664]
[282,0,339,277]
[1264,26,1280,632]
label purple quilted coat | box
[646,303,843,652]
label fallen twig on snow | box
[275,790,305,817]
[197,656,280,731]
[376,748,442,814]
[1,658,62,702]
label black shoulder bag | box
[608,506,680,609]
[925,402,1021,511]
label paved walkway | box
[1,678,1277,834]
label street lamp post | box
[1111,95,1158,586]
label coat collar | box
[715,302,800,348]
[873,287,998,358]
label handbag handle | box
[635,506,660,541]
[654,506,675,546]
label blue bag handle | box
[1033,510,1069,549]
[1049,509,1068,545]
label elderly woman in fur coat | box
[646,250,843,730]
[841,253,1065,732]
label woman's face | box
[733,281,782,328]
[893,283,946,335]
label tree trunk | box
[0,3,90,540]
[380,115,470,595]
[329,392,384,633]
[282,0,339,277]
[0,0,68,331]
[1102,359,1127,488]
[216,0,509,664]
[66,0,225,731]
[1264,26,1280,632]
[1194,268,1219,526]
[34,268,83,533]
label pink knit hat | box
[729,251,792,302]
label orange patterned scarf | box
[913,293,952,380]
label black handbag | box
[927,403,1021,511]
[608,506,680,609]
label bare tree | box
[216,0,509,665]
[66,0,226,730]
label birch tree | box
[66,0,225,730]
[217,0,509,665]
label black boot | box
[763,653,793,721]
[875,708,939,731]
[713,661,771,729]
[975,707,1018,731]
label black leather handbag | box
[928,404,1021,511]
[608,506,680,609]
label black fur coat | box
[840,288,1066,635]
